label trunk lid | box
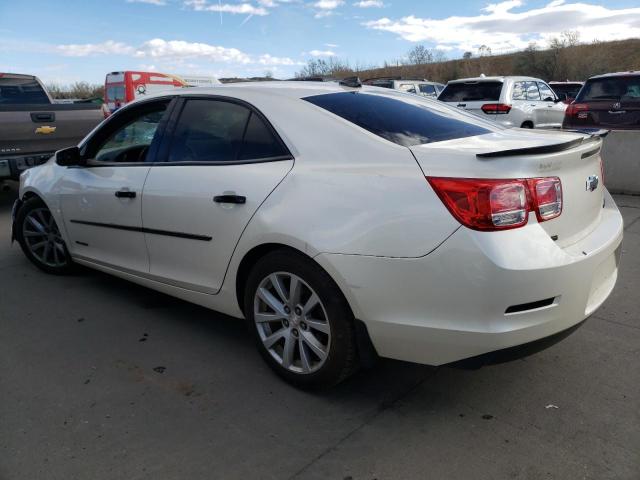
[411,129,605,247]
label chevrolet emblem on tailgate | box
[35,126,56,135]
[586,175,599,192]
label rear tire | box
[520,121,534,129]
[244,249,358,389]
[15,197,74,275]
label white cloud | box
[56,40,134,57]
[126,0,167,5]
[308,49,336,56]
[364,1,640,53]
[324,43,339,47]
[353,0,383,7]
[55,38,302,67]
[313,0,343,17]
[184,0,268,15]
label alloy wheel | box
[22,208,68,268]
[253,272,331,374]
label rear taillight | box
[481,103,512,114]
[427,177,562,231]
[565,103,588,117]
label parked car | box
[11,82,622,388]
[563,71,640,130]
[0,73,103,183]
[104,71,220,117]
[438,76,567,129]
[549,81,584,104]
[363,77,445,98]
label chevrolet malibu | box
[12,82,623,388]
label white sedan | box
[12,81,623,388]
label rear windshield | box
[550,84,582,97]
[438,81,503,102]
[106,85,125,102]
[303,91,490,147]
[577,77,640,102]
[0,77,49,105]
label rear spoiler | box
[477,129,610,159]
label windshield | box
[438,81,503,102]
[577,77,640,102]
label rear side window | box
[168,98,288,163]
[438,81,503,102]
[0,77,49,105]
[304,92,491,147]
[577,77,640,101]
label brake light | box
[481,103,512,114]
[565,103,588,117]
[427,177,562,231]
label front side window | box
[512,81,541,101]
[304,91,491,147]
[525,82,541,100]
[90,102,168,163]
[537,82,556,101]
[167,99,288,163]
[399,84,417,94]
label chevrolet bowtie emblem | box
[35,126,56,135]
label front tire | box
[244,249,358,388]
[15,197,74,275]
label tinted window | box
[577,76,640,102]
[537,82,555,101]
[238,112,288,160]
[550,83,582,98]
[0,77,49,105]
[169,99,250,163]
[304,92,491,147]
[92,102,168,163]
[438,81,502,102]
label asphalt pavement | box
[1,183,638,480]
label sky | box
[1,0,639,85]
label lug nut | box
[292,328,299,337]
[294,306,302,316]
[283,319,289,327]
[284,305,291,314]
[300,322,307,330]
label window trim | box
[156,95,293,166]
[78,96,177,168]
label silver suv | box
[438,76,567,129]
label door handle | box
[214,194,246,204]
[115,190,136,198]
[30,112,55,123]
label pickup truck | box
[0,73,103,184]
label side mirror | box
[56,146,83,166]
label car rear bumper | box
[316,190,623,365]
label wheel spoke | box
[281,332,295,368]
[43,242,51,263]
[24,230,47,238]
[301,330,327,360]
[258,287,287,317]
[289,276,302,305]
[254,312,285,323]
[52,243,60,264]
[269,274,289,304]
[36,210,48,228]
[27,216,46,233]
[299,337,312,373]
[53,242,65,254]
[305,318,330,334]
[262,329,286,349]
[30,240,48,251]
[302,293,320,315]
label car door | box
[56,98,173,273]
[538,81,566,128]
[141,96,294,294]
